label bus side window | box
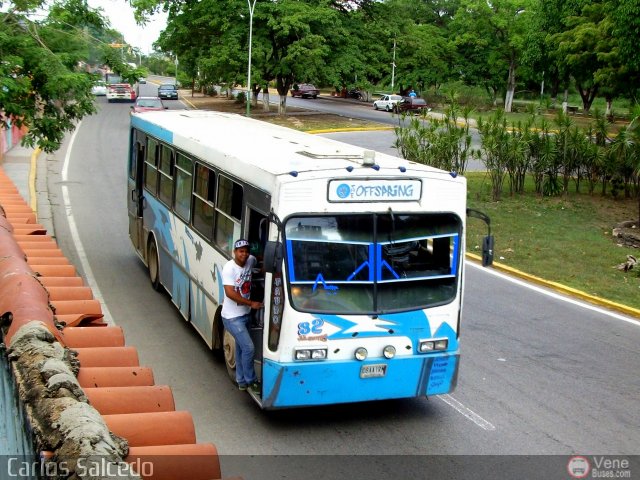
[173,152,192,222]
[214,175,243,255]
[192,164,215,241]
[144,137,159,195]
[158,145,174,207]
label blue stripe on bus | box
[131,116,174,144]
[286,239,296,282]
[451,234,460,276]
[319,311,459,352]
[261,352,459,408]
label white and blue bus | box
[127,110,492,409]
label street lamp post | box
[391,36,396,93]
[246,0,257,117]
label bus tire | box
[222,326,237,383]
[147,237,161,291]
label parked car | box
[373,94,402,111]
[91,80,107,96]
[138,77,147,84]
[130,97,167,114]
[393,96,430,114]
[290,83,320,99]
[158,83,179,100]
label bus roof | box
[130,110,455,185]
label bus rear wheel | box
[147,238,161,291]
[222,327,237,383]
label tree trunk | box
[262,87,270,112]
[251,84,260,107]
[275,75,293,115]
[576,82,599,113]
[550,77,560,107]
[504,57,516,113]
[484,84,497,106]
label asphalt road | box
[41,83,640,479]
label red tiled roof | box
[0,167,223,479]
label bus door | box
[246,207,269,382]
[127,137,145,253]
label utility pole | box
[246,0,257,117]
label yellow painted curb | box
[307,126,394,134]
[466,252,640,320]
[180,96,197,109]
[29,147,40,212]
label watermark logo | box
[567,456,590,478]
[567,456,632,479]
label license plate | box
[360,364,387,378]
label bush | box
[235,91,246,104]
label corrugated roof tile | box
[0,167,224,479]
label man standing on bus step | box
[221,239,263,393]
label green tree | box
[552,2,606,113]
[135,0,343,114]
[0,0,107,152]
[611,0,640,85]
[452,0,531,112]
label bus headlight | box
[294,347,327,361]
[418,338,448,353]
[383,345,396,359]
[311,349,327,360]
[434,339,448,350]
[354,347,368,361]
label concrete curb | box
[28,148,39,212]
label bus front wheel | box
[222,327,237,383]
[147,238,161,291]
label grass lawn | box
[466,173,640,311]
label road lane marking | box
[439,394,496,431]
[466,261,640,326]
[61,121,114,325]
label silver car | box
[373,94,402,112]
[91,81,107,96]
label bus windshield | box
[285,213,461,314]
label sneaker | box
[249,381,261,394]
[238,384,248,391]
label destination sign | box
[328,179,422,202]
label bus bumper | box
[260,352,459,409]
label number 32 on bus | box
[127,110,493,409]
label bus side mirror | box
[263,241,283,273]
[482,235,494,267]
[467,208,493,268]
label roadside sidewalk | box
[0,144,55,237]
[1,144,33,207]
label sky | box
[87,0,167,54]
